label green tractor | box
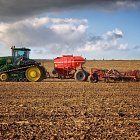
[0,46,46,82]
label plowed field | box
[0,60,140,139]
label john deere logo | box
[7,58,11,64]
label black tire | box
[37,66,47,81]
[89,73,98,83]
[83,70,90,81]
[74,70,88,81]
[39,66,47,78]
[52,69,57,74]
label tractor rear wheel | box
[74,70,88,81]
[25,66,42,82]
[0,73,8,81]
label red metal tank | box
[53,55,86,79]
[54,55,86,69]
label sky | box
[0,0,140,60]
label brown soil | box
[0,60,140,139]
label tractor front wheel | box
[25,66,42,82]
[0,73,8,81]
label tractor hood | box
[0,56,13,66]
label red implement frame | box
[90,68,140,82]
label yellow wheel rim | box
[25,67,41,82]
[0,73,8,81]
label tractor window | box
[14,50,29,59]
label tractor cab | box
[11,46,30,63]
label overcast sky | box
[0,0,140,59]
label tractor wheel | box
[89,73,98,83]
[74,70,88,81]
[0,73,8,81]
[25,66,42,82]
